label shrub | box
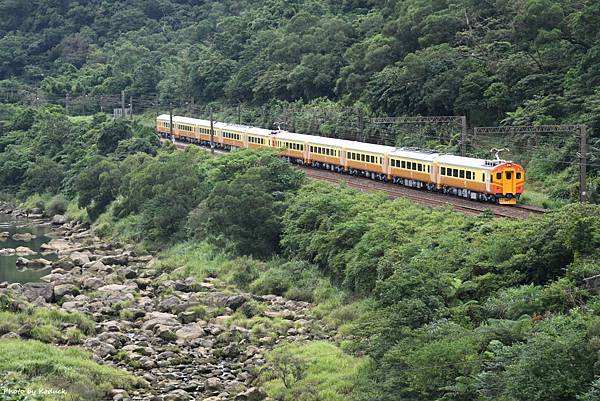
[46,194,68,216]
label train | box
[156,114,525,205]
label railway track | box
[163,138,547,219]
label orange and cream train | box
[156,115,525,204]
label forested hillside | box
[2,0,600,128]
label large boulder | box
[41,239,73,253]
[15,246,35,256]
[12,232,36,241]
[0,248,15,256]
[82,277,105,290]
[141,312,181,331]
[175,322,206,344]
[235,388,267,401]
[69,251,90,266]
[22,282,54,303]
[51,215,66,225]
[54,284,79,298]
[99,254,129,266]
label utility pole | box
[121,91,125,119]
[580,125,588,203]
[156,94,160,116]
[65,92,69,115]
[100,95,104,113]
[169,104,174,142]
[210,108,215,154]
[460,115,468,156]
[237,103,241,125]
[129,95,133,119]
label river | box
[0,214,55,283]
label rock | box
[156,325,176,341]
[12,232,36,241]
[14,246,35,256]
[84,337,117,358]
[22,282,54,302]
[69,251,90,266]
[52,258,75,270]
[164,389,192,401]
[51,214,66,225]
[15,257,30,266]
[235,387,267,401]
[123,268,137,279]
[206,377,223,391]
[0,231,9,240]
[54,284,79,298]
[41,239,73,252]
[97,284,137,294]
[138,356,156,370]
[175,322,206,344]
[226,295,249,311]
[0,248,15,255]
[158,296,182,313]
[100,254,129,266]
[142,312,181,331]
[27,258,52,269]
[111,389,129,401]
[82,277,104,290]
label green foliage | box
[261,342,367,401]
[96,119,132,155]
[0,340,142,401]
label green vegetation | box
[0,292,95,344]
[0,340,142,401]
[261,341,367,401]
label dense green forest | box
[1,0,600,127]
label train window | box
[460,170,465,178]
[496,172,502,180]
[417,164,422,172]
[371,155,375,163]
[360,154,364,162]
[441,167,446,175]
[310,146,314,152]
[391,159,396,167]
[516,172,521,179]
[401,161,406,169]
[453,169,458,177]
[506,172,512,180]
[482,173,485,182]
[466,171,472,180]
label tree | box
[96,119,132,155]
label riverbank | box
[0,204,334,401]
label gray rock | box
[82,277,104,290]
[235,387,267,401]
[27,258,52,269]
[142,312,181,331]
[54,284,79,298]
[22,282,54,302]
[69,251,90,266]
[164,389,192,401]
[226,295,249,311]
[12,232,36,241]
[84,337,117,358]
[52,258,75,270]
[51,214,67,225]
[15,246,35,256]
[100,254,129,266]
[158,296,182,313]
[123,268,137,279]
[175,322,206,344]
[0,248,15,255]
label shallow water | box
[0,214,55,283]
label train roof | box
[389,147,440,162]
[275,131,396,154]
[436,154,505,170]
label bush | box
[46,194,68,216]
[0,339,143,400]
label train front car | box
[490,161,525,205]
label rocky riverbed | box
[0,205,328,401]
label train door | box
[502,168,516,196]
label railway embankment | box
[0,204,325,401]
